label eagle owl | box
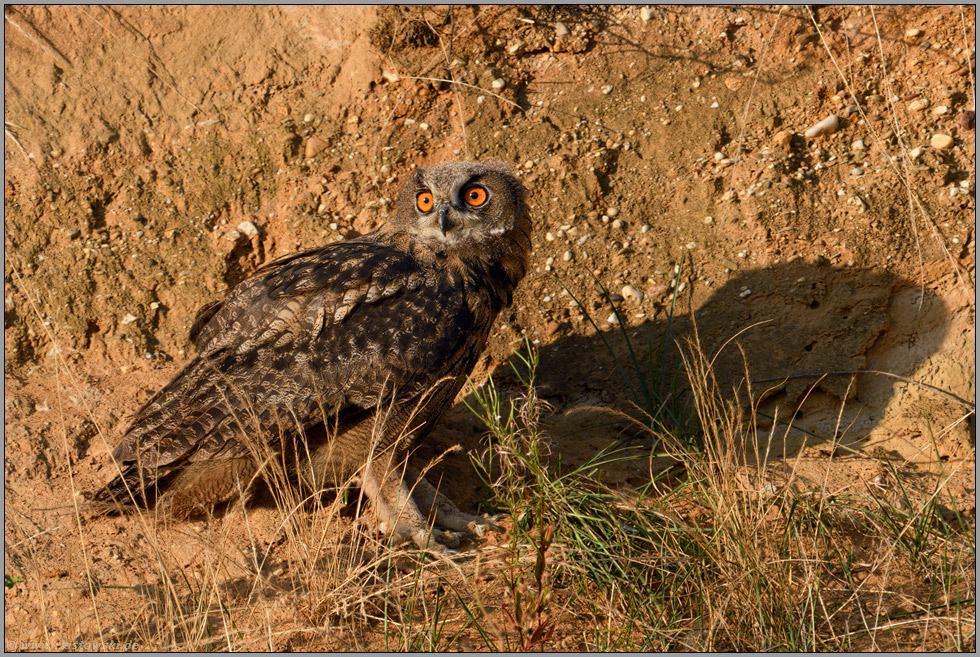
[93,160,532,550]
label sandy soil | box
[3,4,975,650]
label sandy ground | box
[3,4,975,650]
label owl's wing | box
[111,237,474,472]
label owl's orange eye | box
[416,191,434,212]
[463,185,488,207]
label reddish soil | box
[4,5,975,650]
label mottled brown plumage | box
[93,160,531,549]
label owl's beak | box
[438,206,452,236]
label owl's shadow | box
[420,262,953,512]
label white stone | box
[622,285,644,303]
[237,220,259,238]
[804,114,839,139]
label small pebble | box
[773,130,793,148]
[305,136,328,159]
[554,21,570,37]
[601,85,614,95]
[738,288,752,299]
[905,28,923,38]
[606,207,620,217]
[909,98,930,111]
[640,224,651,233]
[303,113,314,123]
[704,216,714,224]
[562,250,574,262]
[932,105,948,115]
[612,219,625,229]
[930,134,954,150]
[545,231,556,241]
[607,312,620,325]
[491,78,506,91]
[121,313,138,325]
[851,167,864,176]
[237,220,259,238]
[622,285,644,303]
[640,6,652,21]
[909,146,925,160]
[851,139,866,151]
[804,115,839,139]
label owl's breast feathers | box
[110,234,520,470]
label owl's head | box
[387,160,531,257]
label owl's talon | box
[484,514,507,533]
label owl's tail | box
[88,465,158,514]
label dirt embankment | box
[4,5,975,651]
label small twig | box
[752,370,975,412]
[4,8,71,68]
[447,5,455,63]
[5,124,33,162]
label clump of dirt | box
[4,4,974,651]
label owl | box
[92,160,532,551]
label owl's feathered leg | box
[361,458,462,552]
[404,466,500,538]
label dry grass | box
[4,287,975,651]
[4,5,974,651]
